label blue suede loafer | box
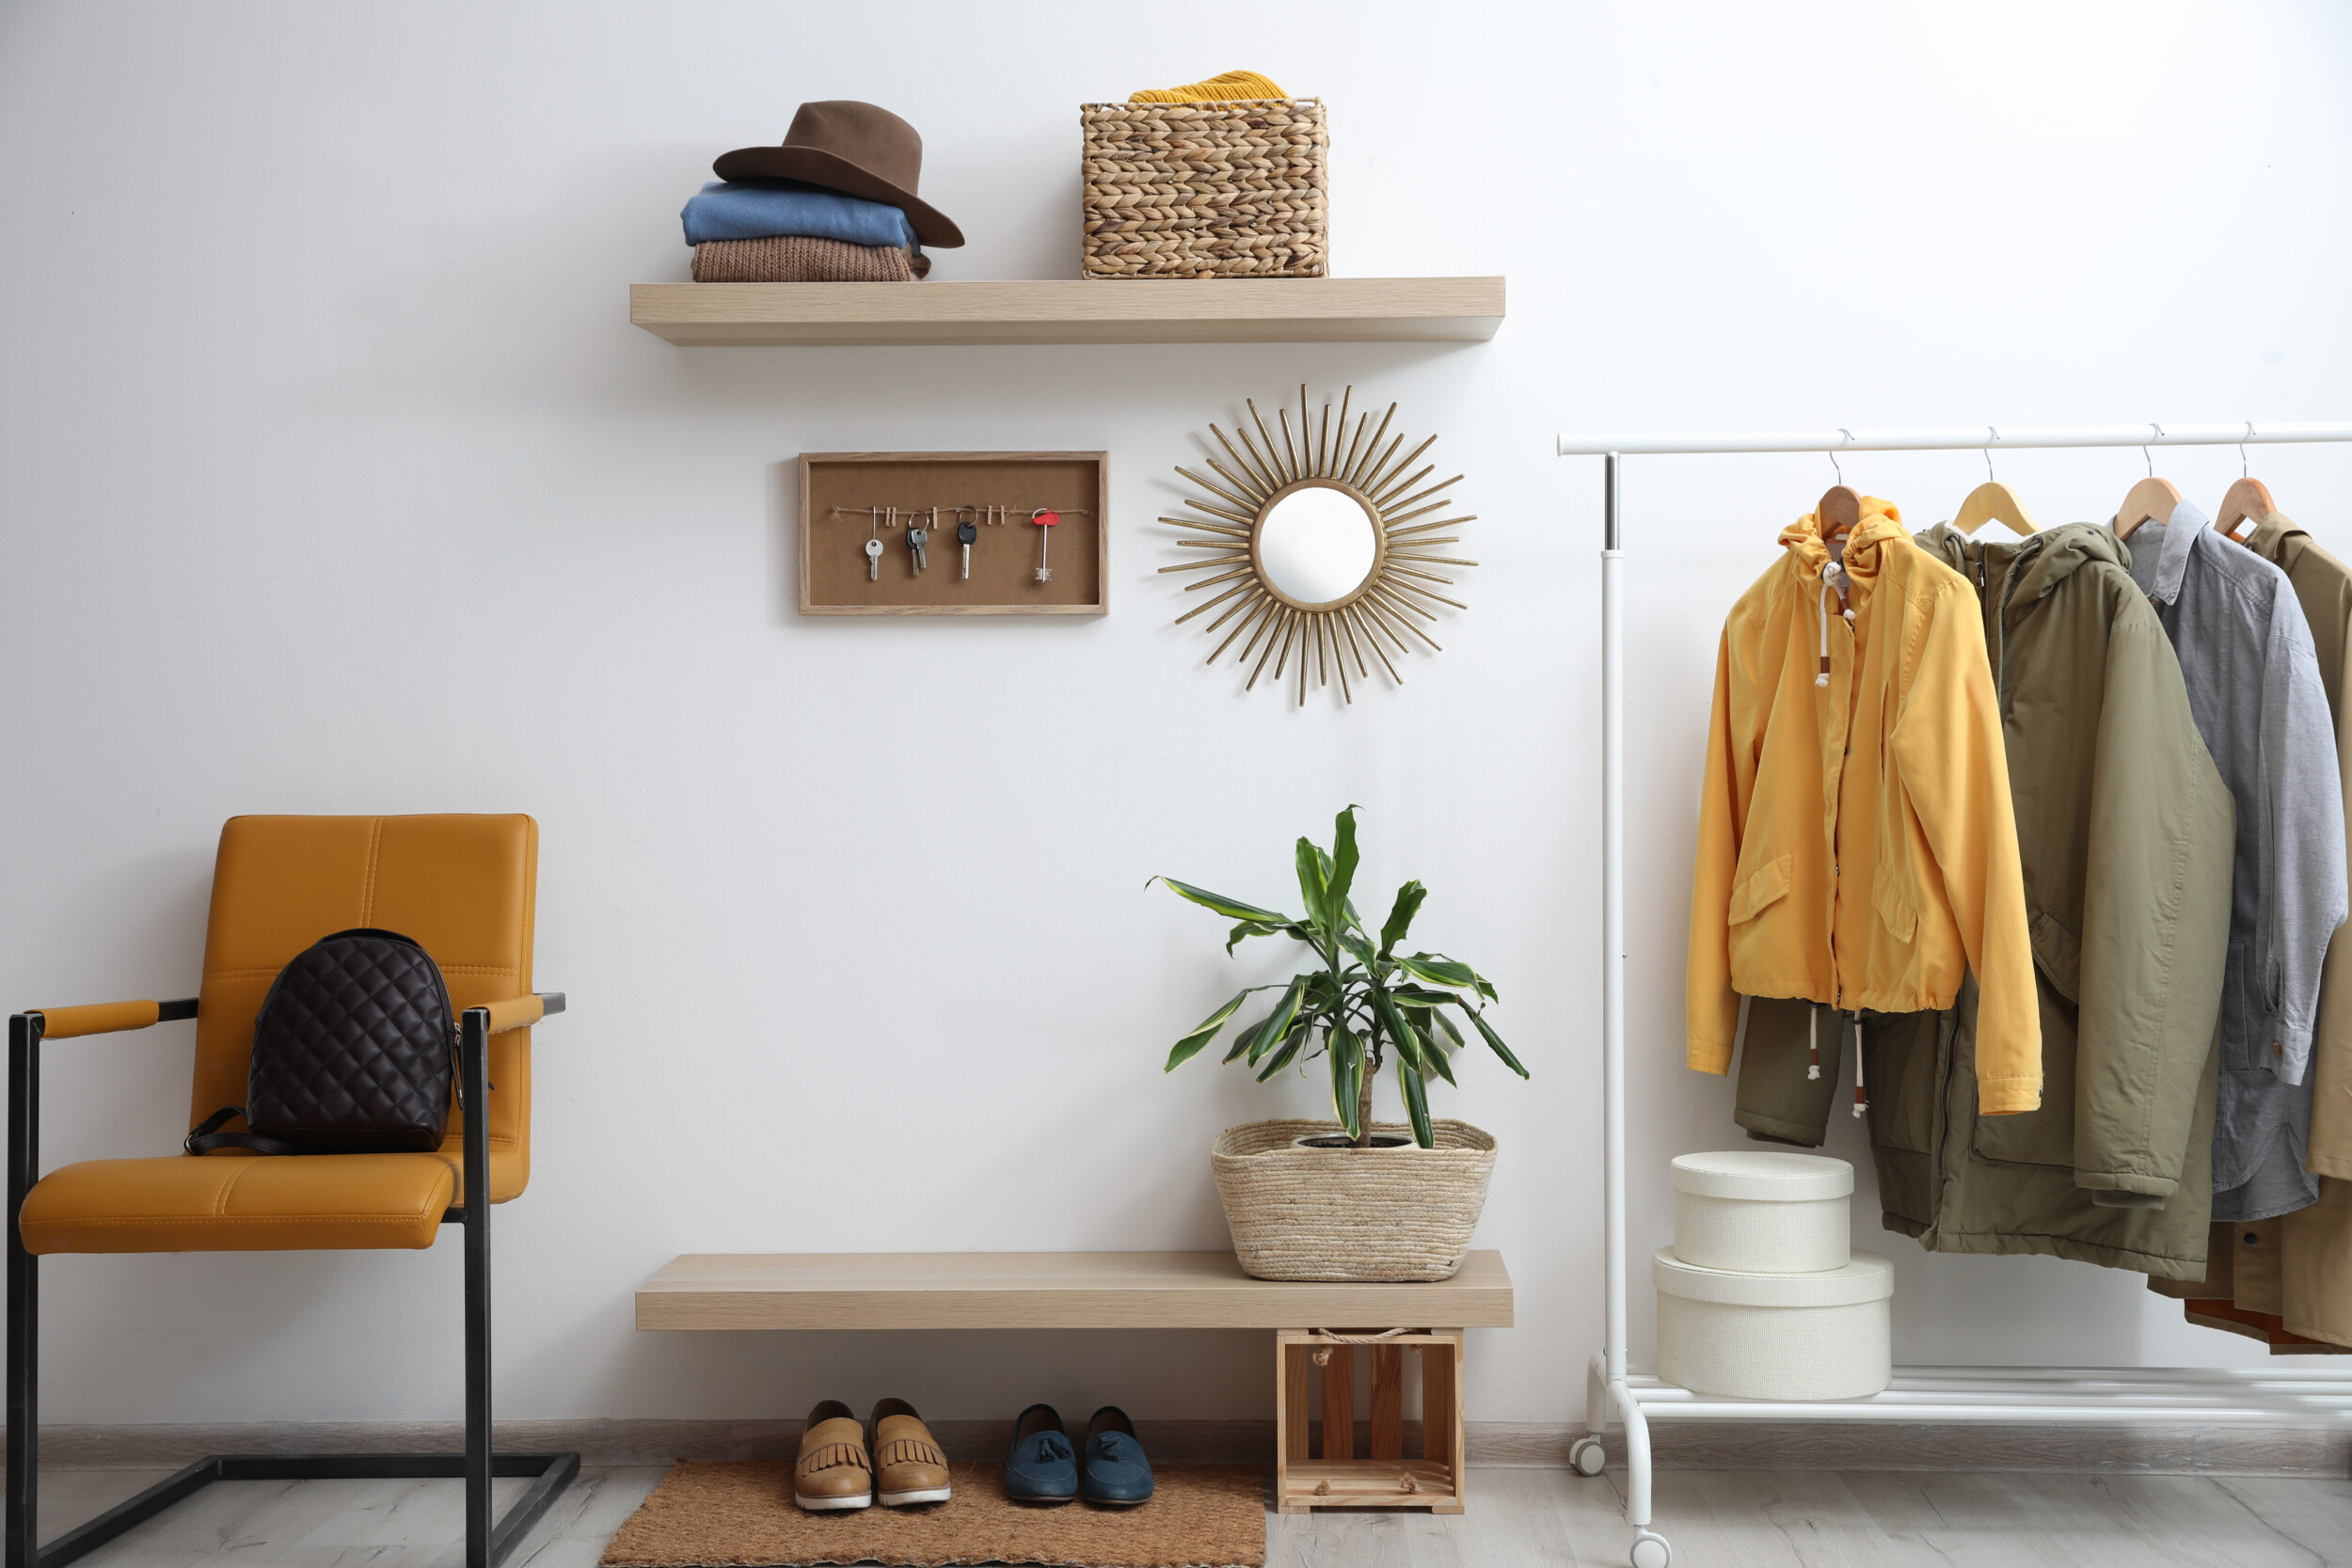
[1004,1402,1077,1504]
[1081,1405,1153,1505]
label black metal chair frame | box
[6,999,579,1568]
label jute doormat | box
[599,1461,1265,1568]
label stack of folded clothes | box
[683,181,929,280]
[685,100,962,283]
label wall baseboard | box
[32,1418,2352,1478]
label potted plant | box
[1153,806,1527,1281]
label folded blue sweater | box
[680,180,920,251]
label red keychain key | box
[1032,508,1060,583]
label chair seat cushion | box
[19,1151,464,1254]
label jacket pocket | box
[1728,854,1792,926]
[1872,863,1918,944]
[1863,1010,1939,1155]
[2029,911,2083,1006]
[1970,972,2078,1171]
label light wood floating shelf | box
[628,277,1505,346]
[634,1249,1514,1331]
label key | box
[1033,507,1059,583]
[956,508,977,580]
[864,537,883,580]
[908,513,929,574]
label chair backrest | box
[190,815,538,1200]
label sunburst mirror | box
[1163,386,1476,705]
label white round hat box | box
[1653,1247,1893,1400]
[1671,1150,1851,1274]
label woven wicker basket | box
[1212,1118,1497,1282]
[1081,100,1328,279]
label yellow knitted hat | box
[1128,70,1289,103]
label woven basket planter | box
[1212,1117,1497,1282]
[1080,100,1327,279]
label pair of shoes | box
[1003,1404,1153,1506]
[793,1398,951,1512]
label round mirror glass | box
[1256,483,1379,607]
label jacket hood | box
[1915,520,2130,607]
[1780,495,1904,577]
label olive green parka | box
[1732,522,2235,1277]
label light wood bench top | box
[635,1250,1514,1331]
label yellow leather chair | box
[7,816,574,1568]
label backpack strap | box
[184,1106,302,1157]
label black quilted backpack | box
[185,927,459,1156]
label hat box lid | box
[1670,1149,1853,1203]
[1652,1246,1892,1308]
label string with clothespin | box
[826,505,1092,526]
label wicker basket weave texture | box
[1212,1118,1497,1283]
[1081,100,1327,279]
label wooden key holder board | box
[799,451,1108,615]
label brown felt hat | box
[714,101,963,248]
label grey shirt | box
[2129,500,2349,1222]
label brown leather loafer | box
[868,1397,952,1506]
[793,1399,874,1511]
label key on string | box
[1032,508,1059,583]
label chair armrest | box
[25,998,198,1039]
[476,992,564,1035]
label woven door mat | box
[599,1461,1265,1568]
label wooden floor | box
[34,1462,2352,1567]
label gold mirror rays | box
[1162,386,1477,706]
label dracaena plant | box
[1152,805,1526,1148]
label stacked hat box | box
[1653,1151,1892,1401]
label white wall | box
[2,0,2349,1428]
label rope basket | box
[1080,100,1327,279]
[1212,1118,1497,1282]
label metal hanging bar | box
[1557,421,2352,457]
[1558,420,2352,1568]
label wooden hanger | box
[1816,483,1862,610]
[2112,476,2184,540]
[1818,484,1862,542]
[2215,476,2277,543]
[1951,481,2039,536]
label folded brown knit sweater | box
[691,235,928,282]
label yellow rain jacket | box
[1688,499,2042,1115]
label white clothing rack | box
[1554,421,2352,1568]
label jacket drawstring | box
[1851,1013,1868,1117]
[1807,1004,1820,1080]
[1815,577,1832,686]
[1814,558,1853,688]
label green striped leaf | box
[1399,1050,1436,1148]
[1152,877,1294,926]
[1166,988,1255,1071]
[1467,1007,1529,1079]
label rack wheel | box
[1570,1436,1606,1476]
[1629,1529,1673,1568]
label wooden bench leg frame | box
[1275,1328,1465,1514]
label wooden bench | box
[636,1250,1513,1514]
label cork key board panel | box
[798,451,1107,615]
